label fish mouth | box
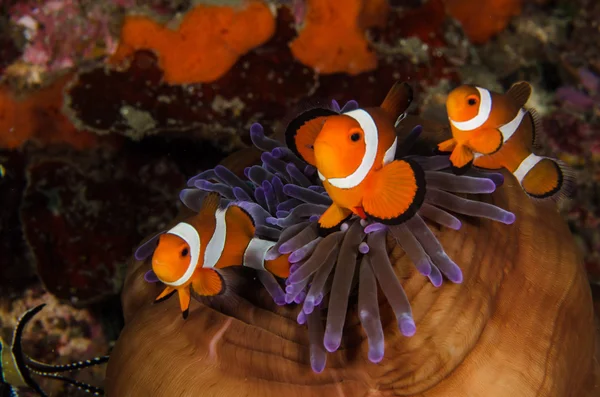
[314,140,341,176]
[152,260,177,283]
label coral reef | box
[10,0,131,75]
[62,4,457,146]
[0,0,599,394]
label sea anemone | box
[107,109,597,396]
[150,99,516,372]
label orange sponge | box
[110,1,276,84]
[289,0,390,75]
[0,75,97,149]
[444,0,523,44]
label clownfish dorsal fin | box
[198,192,221,217]
[506,81,532,109]
[380,81,413,126]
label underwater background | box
[0,0,599,395]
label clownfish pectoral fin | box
[436,138,457,154]
[317,204,353,236]
[178,286,192,319]
[362,159,426,225]
[380,81,413,125]
[154,286,176,303]
[192,268,225,297]
[467,128,503,155]
[506,81,532,109]
[265,254,291,278]
[518,156,575,201]
[449,144,475,174]
[284,108,338,166]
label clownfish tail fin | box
[506,81,532,109]
[527,108,543,149]
[380,81,414,126]
[362,159,426,225]
[264,254,291,279]
[517,155,575,203]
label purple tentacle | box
[283,184,332,206]
[323,221,365,352]
[358,255,385,363]
[425,171,496,194]
[194,180,234,199]
[233,186,253,202]
[368,231,416,337]
[214,165,254,196]
[286,163,312,187]
[425,188,516,224]
[179,188,206,212]
[144,270,159,283]
[248,165,276,186]
[249,123,281,152]
[134,232,162,261]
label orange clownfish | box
[152,193,290,318]
[285,81,426,230]
[438,82,573,200]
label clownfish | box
[1,304,109,397]
[437,82,573,200]
[284,81,426,231]
[152,193,290,319]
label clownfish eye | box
[467,96,478,106]
[350,132,361,142]
[181,248,189,257]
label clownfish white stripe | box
[449,87,492,131]
[499,108,527,142]
[163,222,201,287]
[203,207,227,269]
[327,109,378,189]
[318,170,326,181]
[383,137,398,165]
[513,153,544,183]
[242,237,276,271]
